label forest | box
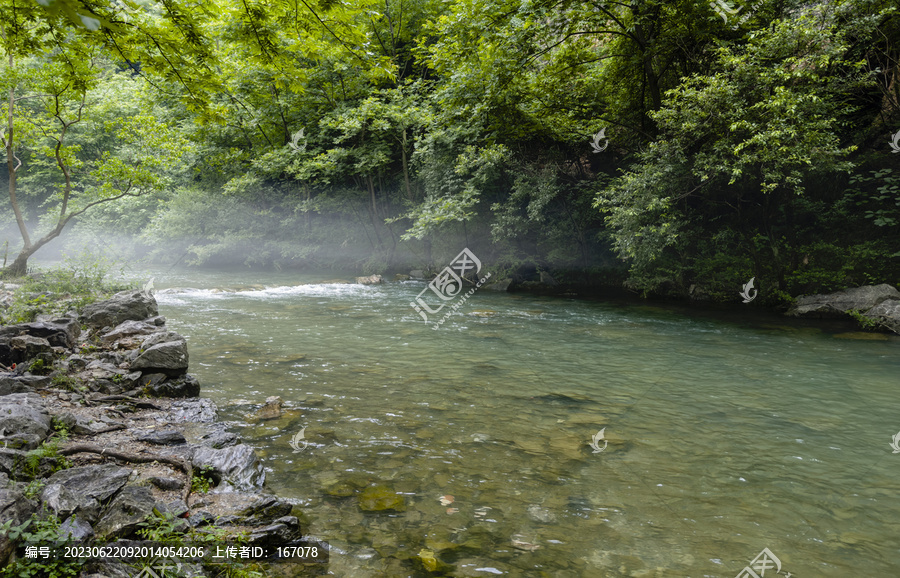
[2,0,899,305]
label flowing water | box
[140,267,898,576]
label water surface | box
[145,267,900,576]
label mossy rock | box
[358,485,406,512]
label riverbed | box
[143,267,900,576]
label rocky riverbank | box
[0,289,323,577]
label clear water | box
[142,267,899,576]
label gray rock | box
[0,447,61,478]
[140,331,185,349]
[199,426,239,449]
[241,495,293,524]
[145,316,167,327]
[94,485,157,539]
[67,355,89,370]
[41,464,132,523]
[787,284,900,318]
[0,318,80,349]
[484,278,512,292]
[248,515,302,546]
[170,399,217,422]
[0,374,49,395]
[80,290,158,329]
[191,444,265,491]
[188,510,215,527]
[864,299,900,335]
[138,429,186,445]
[59,516,94,541]
[147,476,183,491]
[0,488,37,565]
[131,341,189,376]
[409,269,425,279]
[9,335,53,361]
[144,374,200,398]
[100,320,160,344]
[355,274,383,285]
[0,393,51,450]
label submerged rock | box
[253,396,282,420]
[358,485,406,512]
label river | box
[138,266,900,576]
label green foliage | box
[0,511,83,578]
[24,429,71,478]
[848,308,880,330]
[191,465,216,494]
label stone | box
[409,270,425,279]
[41,464,132,523]
[80,290,158,329]
[864,300,900,335]
[199,426,239,449]
[526,504,558,524]
[147,476,183,491]
[170,399,217,422]
[131,341,189,377]
[240,495,293,524]
[100,320,160,344]
[358,485,406,512]
[253,396,282,420]
[484,278,512,292]
[0,374,48,395]
[9,335,53,361]
[94,485,157,539]
[787,284,900,318]
[144,374,200,398]
[59,516,95,541]
[0,489,36,565]
[248,515,302,545]
[0,447,61,478]
[355,274,383,285]
[0,393,51,450]
[0,319,80,349]
[191,444,265,491]
[137,429,186,445]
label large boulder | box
[0,374,49,396]
[191,444,265,491]
[0,318,80,349]
[355,274,383,285]
[80,290,158,329]
[0,489,37,565]
[864,300,900,335]
[131,332,189,377]
[40,464,132,523]
[93,485,157,539]
[787,284,900,318]
[0,393,51,450]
